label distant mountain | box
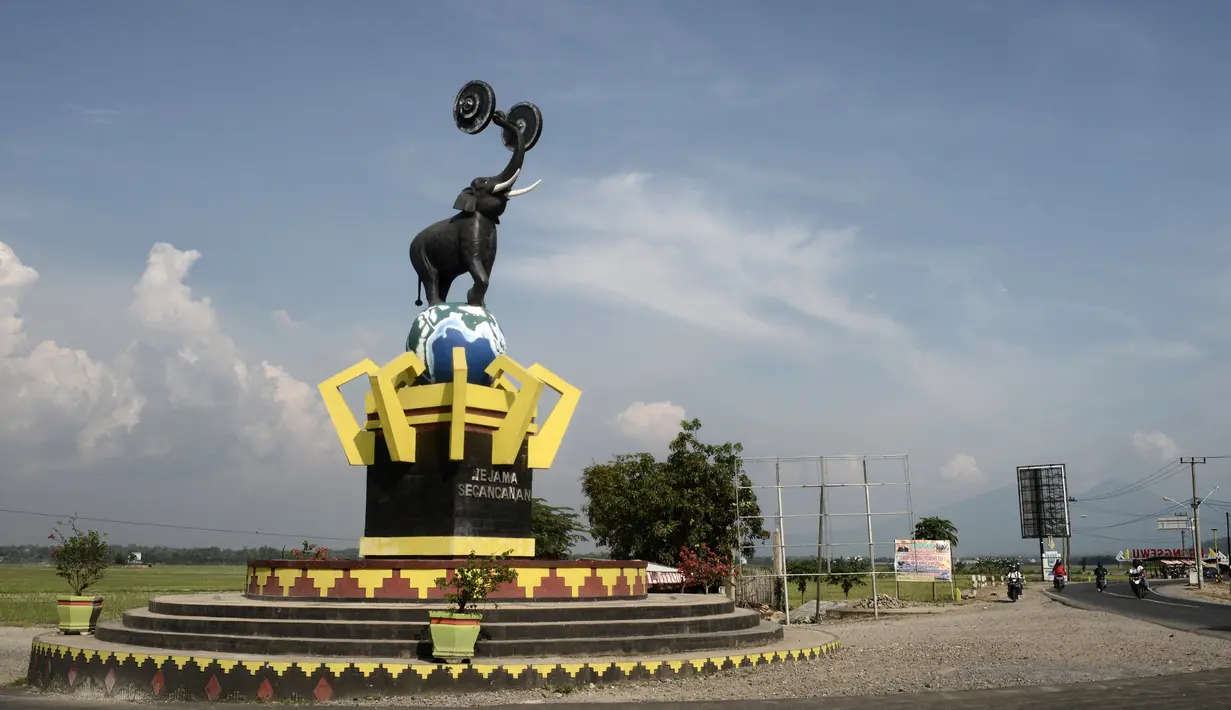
[761,477,1215,560]
[923,478,1207,557]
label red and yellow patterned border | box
[245,559,648,601]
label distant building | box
[127,552,143,564]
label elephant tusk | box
[493,168,520,194]
[506,179,541,198]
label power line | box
[1075,459,1186,502]
[0,508,354,543]
[1078,530,1187,545]
[1072,503,1184,531]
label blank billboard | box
[1017,464,1070,539]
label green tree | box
[787,558,819,596]
[582,418,769,565]
[821,557,868,598]
[531,498,587,560]
[913,516,959,546]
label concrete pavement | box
[4,668,1231,709]
[1045,579,1231,639]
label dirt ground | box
[6,593,1230,705]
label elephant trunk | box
[489,113,525,194]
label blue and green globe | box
[405,303,507,385]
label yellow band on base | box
[359,536,536,558]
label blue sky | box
[2,1,1230,549]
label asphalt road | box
[1045,579,1231,639]
[3,669,1231,709]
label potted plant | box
[430,551,517,663]
[48,517,111,634]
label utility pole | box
[1181,529,1188,553]
[1181,457,1207,589]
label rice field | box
[0,565,245,626]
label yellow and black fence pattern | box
[27,636,840,701]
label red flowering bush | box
[678,543,732,594]
[286,540,333,561]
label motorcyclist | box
[1094,562,1108,590]
[1128,559,1150,593]
[1052,559,1067,583]
[1006,562,1024,599]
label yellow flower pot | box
[56,596,103,634]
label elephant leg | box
[438,274,457,304]
[465,258,490,308]
[421,263,443,306]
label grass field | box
[0,565,245,626]
[779,571,1101,607]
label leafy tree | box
[821,557,868,598]
[582,418,769,565]
[787,558,819,596]
[531,498,587,560]
[913,516,959,547]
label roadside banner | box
[1042,550,1061,581]
[894,539,953,582]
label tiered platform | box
[93,593,781,658]
[26,593,838,701]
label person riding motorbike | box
[1006,562,1024,600]
[1128,559,1150,594]
[1052,560,1067,583]
[1094,562,1109,591]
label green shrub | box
[48,517,110,596]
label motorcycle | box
[1053,574,1066,592]
[1129,570,1148,598]
[1095,575,1108,593]
[1007,576,1023,602]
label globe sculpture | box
[405,303,507,385]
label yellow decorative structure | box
[319,347,580,467]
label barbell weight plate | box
[501,101,543,152]
[453,80,496,135]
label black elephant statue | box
[409,110,540,309]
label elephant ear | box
[453,188,477,214]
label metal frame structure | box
[1016,464,1070,539]
[735,455,913,622]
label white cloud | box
[1131,430,1178,462]
[940,453,983,484]
[505,172,904,341]
[270,309,302,334]
[614,400,686,447]
[0,240,331,468]
[0,242,145,457]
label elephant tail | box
[415,277,423,307]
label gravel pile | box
[346,593,1231,706]
[790,600,842,623]
[846,594,908,610]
